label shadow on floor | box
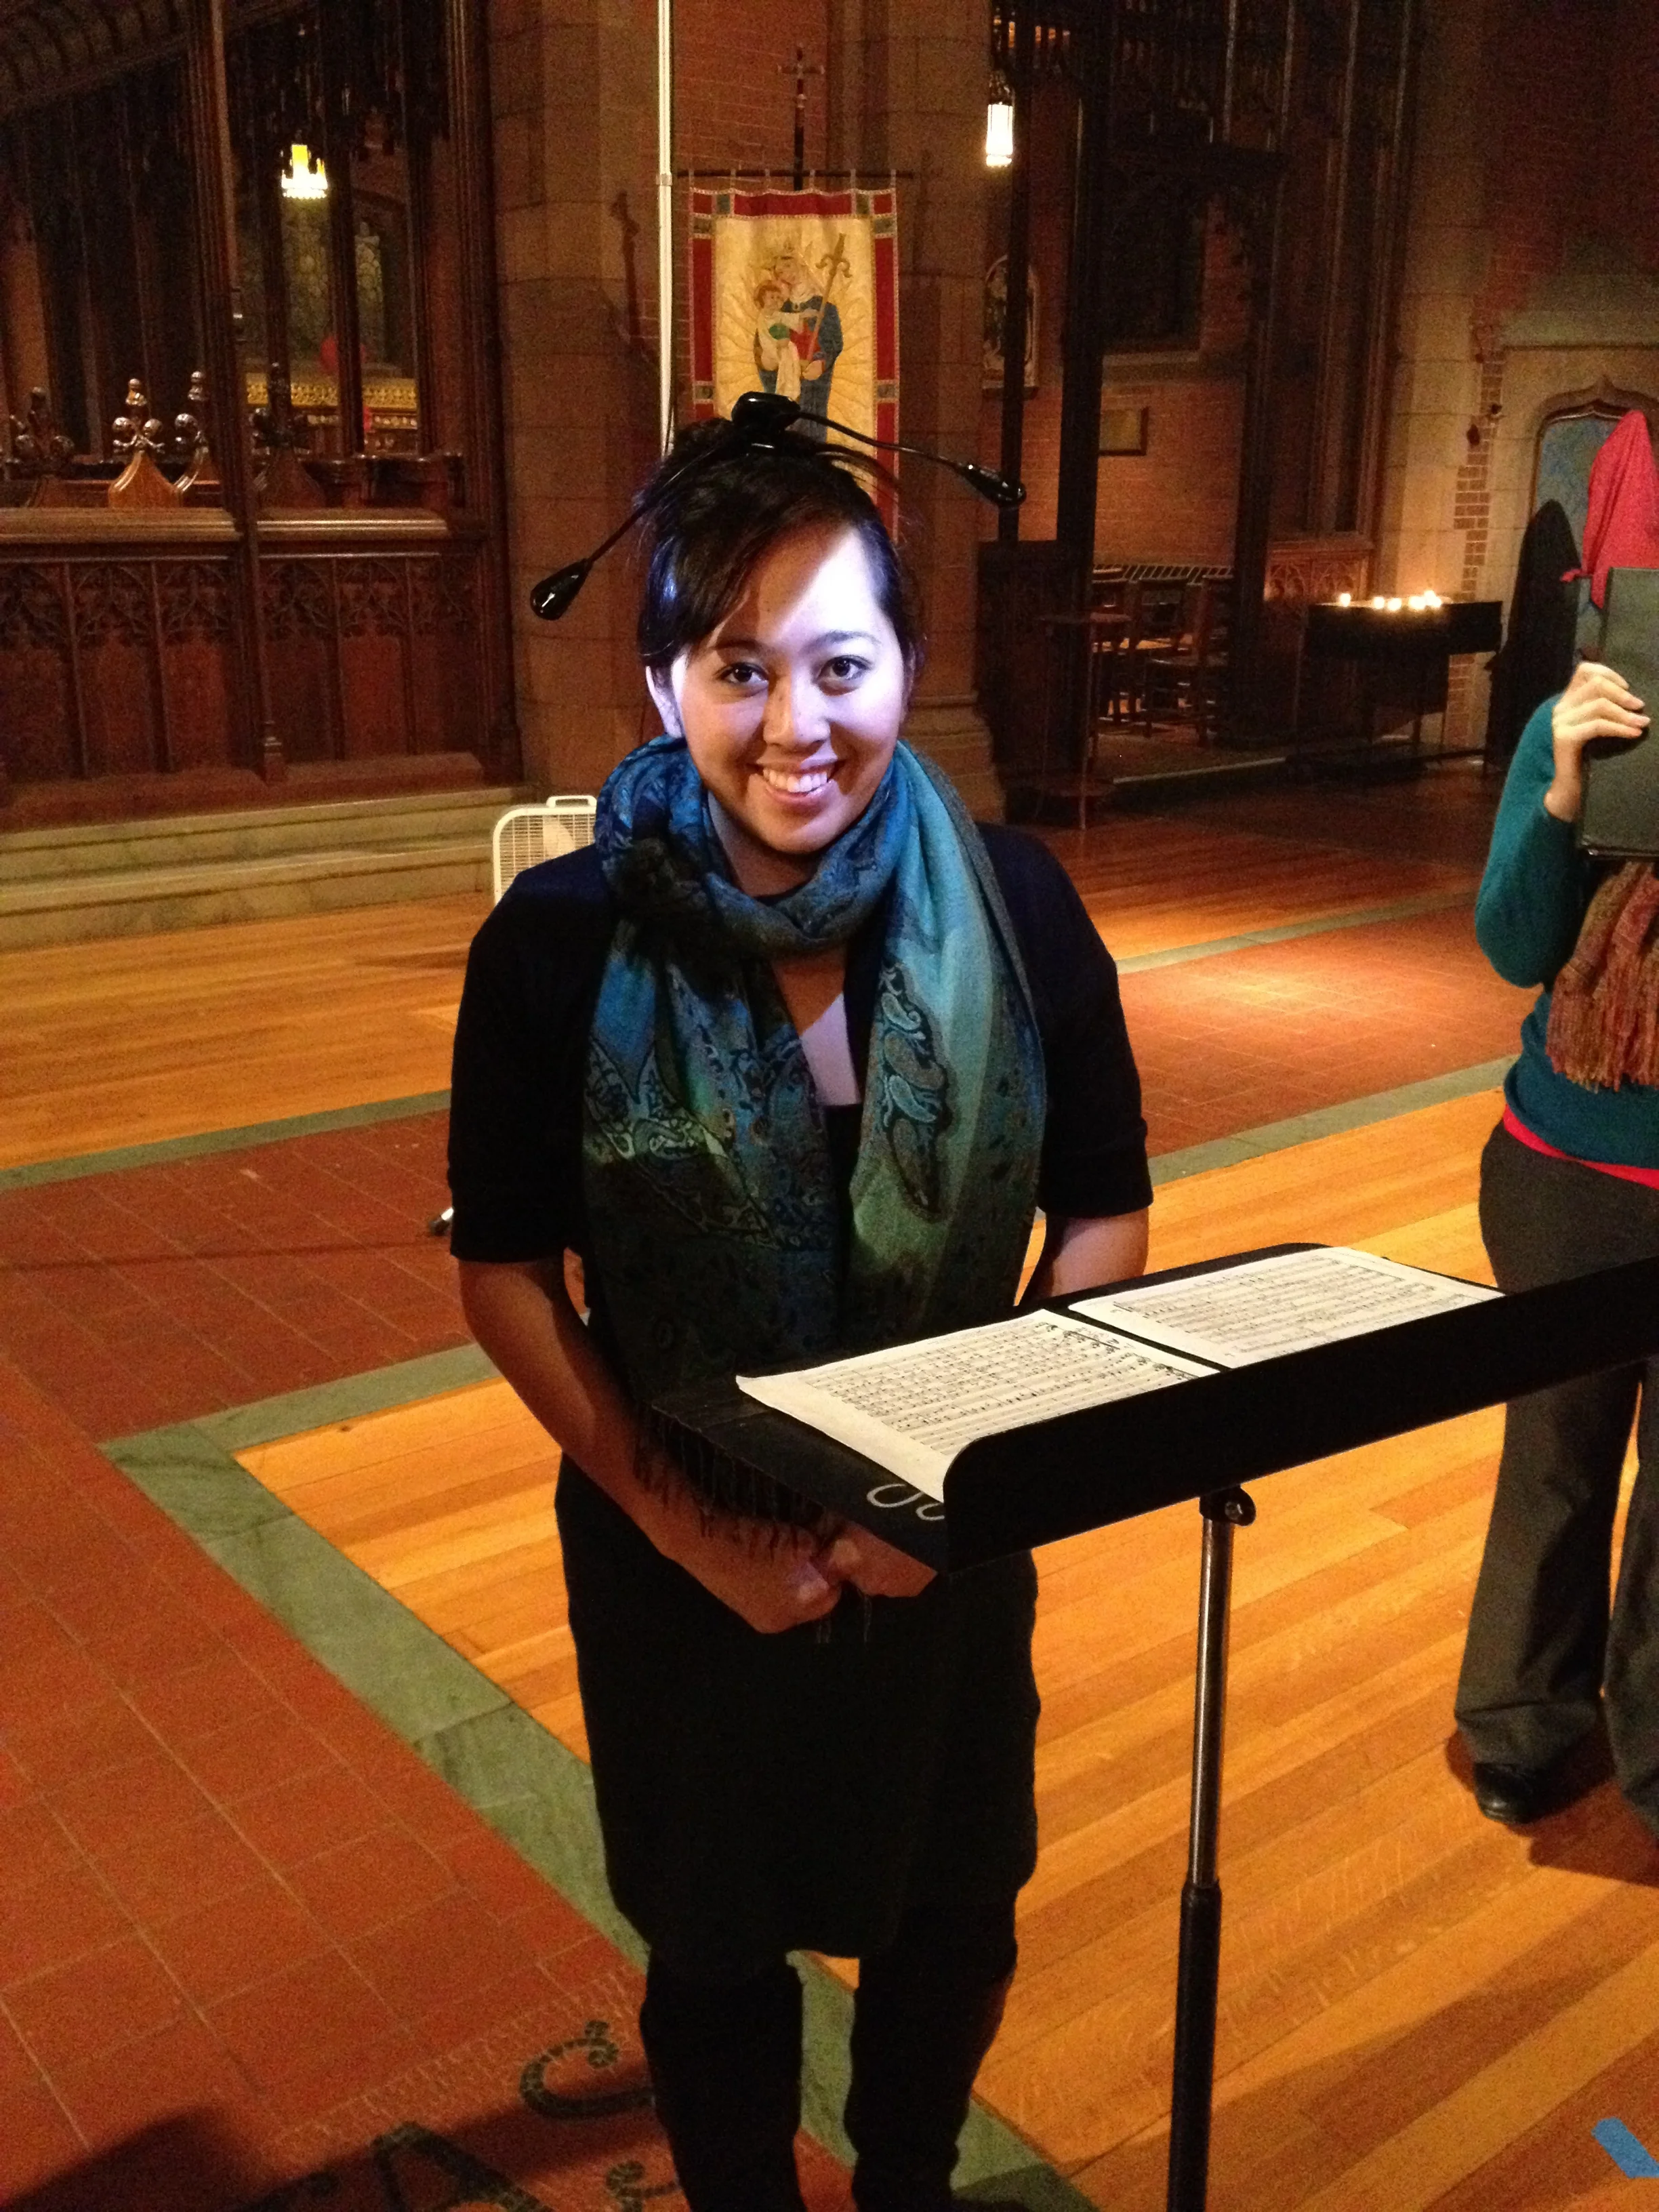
[1072,1972,1647,2212]
[1441,1727,1659,1886]
[10,2089,686,2212]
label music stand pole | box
[1167,1486,1256,2212]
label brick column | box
[490,0,661,796]
[828,0,1003,816]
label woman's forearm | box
[457,1257,687,1552]
[1023,1208,1150,1304]
[457,1256,845,1632]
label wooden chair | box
[1141,580,1232,743]
[1086,577,1139,730]
[1119,577,1185,728]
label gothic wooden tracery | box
[0,0,515,811]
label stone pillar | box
[1372,0,1500,748]
[827,0,1004,817]
[490,0,661,796]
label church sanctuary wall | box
[980,136,1251,570]
[1375,0,1659,748]
[0,1,520,817]
[978,88,1250,571]
[489,0,663,798]
[677,0,830,169]
[978,71,1068,543]
[491,0,1000,808]
[1093,211,1252,570]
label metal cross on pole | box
[779,44,823,190]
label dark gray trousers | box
[1454,1122,1659,1828]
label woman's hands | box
[456,1258,937,1635]
[666,1517,846,1633]
[652,1500,934,1631]
[1545,661,1649,821]
[821,1526,937,1600]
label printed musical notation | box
[735,1248,1498,1498]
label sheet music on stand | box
[737,1246,1496,1500]
[1070,1244,1494,1367]
[738,1312,1210,1498]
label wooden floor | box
[0,817,1477,1171]
[0,893,488,1170]
[237,1087,1651,2212]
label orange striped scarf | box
[1546,861,1659,1089]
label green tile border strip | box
[1150,1057,1512,1186]
[193,1343,499,1456]
[0,1090,451,1193]
[103,1384,1088,2209]
[1114,886,1474,973]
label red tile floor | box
[1122,905,1533,1155]
[0,1118,466,1443]
[0,1350,847,2209]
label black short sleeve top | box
[447,821,1151,1266]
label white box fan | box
[491,794,598,903]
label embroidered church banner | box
[689,186,899,478]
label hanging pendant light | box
[985,70,1015,167]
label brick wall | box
[674,0,831,173]
[978,102,1252,567]
[1605,0,1659,276]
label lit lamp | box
[282,144,328,201]
[985,72,1015,167]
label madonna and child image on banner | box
[689,186,900,503]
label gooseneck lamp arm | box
[527,391,1025,620]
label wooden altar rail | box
[0,510,493,794]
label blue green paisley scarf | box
[583,734,1045,1438]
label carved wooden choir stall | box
[0,0,515,816]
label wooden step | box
[0,788,527,947]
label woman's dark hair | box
[635,421,923,678]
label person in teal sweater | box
[1456,657,1659,1831]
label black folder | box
[1580,567,1659,856]
[653,1245,1659,1572]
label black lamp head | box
[528,557,594,621]
[528,395,1025,619]
[957,460,1026,509]
[726,390,803,443]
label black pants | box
[638,1890,1018,2212]
[1455,1122,1659,1827]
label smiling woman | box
[652,527,909,878]
[445,417,1152,2212]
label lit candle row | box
[1333,590,1446,611]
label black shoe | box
[1471,1760,1551,1824]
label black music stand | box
[653,1245,1659,2212]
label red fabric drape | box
[1565,409,1659,609]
